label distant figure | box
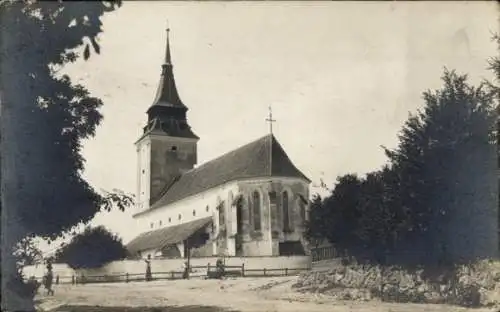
[43,260,54,296]
[216,258,225,279]
[145,255,152,281]
[182,261,189,279]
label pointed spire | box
[142,26,198,140]
[165,26,172,65]
[149,26,187,111]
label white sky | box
[37,1,498,253]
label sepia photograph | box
[1,1,499,311]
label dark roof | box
[127,217,212,255]
[149,28,186,110]
[137,117,199,143]
[142,134,310,213]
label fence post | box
[285,268,288,276]
[56,275,59,285]
[171,271,174,279]
[263,268,266,276]
[241,264,245,277]
[126,273,129,283]
[72,275,75,285]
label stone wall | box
[22,263,74,279]
[22,255,311,280]
[149,136,197,202]
[293,260,500,308]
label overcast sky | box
[37,1,498,253]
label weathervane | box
[265,106,276,135]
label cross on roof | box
[265,106,276,135]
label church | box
[126,29,311,260]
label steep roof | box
[149,28,186,110]
[140,28,198,141]
[127,217,212,255]
[142,134,310,214]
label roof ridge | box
[137,133,310,213]
[181,134,273,175]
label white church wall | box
[130,176,310,258]
[130,180,240,251]
[135,136,151,212]
[236,177,310,256]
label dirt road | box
[37,276,497,312]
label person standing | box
[145,255,152,281]
[43,259,54,296]
[182,261,189,279]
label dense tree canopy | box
[1,1,132,310]
[55,226,129,269]
[306,69,498,266]
[385,69,497,262]
[1,0,131,240]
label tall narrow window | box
[282,191,290,231]
[218,201,225,229]
[253,191,261,231]
[269,192,278,230]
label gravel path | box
[36,277,497,312]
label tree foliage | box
[1,0,131,240]
[1,1,131,310]
[304,194,326,247]
[386,69,496,262]
[13,237,43,269]
[307,69,498,266]
[55,226,129,269]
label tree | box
[55,226,129,269]
[304,194,326,247]
[0,1,132,310]
[305,168,408,263]
[305,174,364,252]
[355,169,395,262]
[485,33,500,253]
[13,237,43,269]
[384,69,497,264]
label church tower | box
[135,28,199,211]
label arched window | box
[282,191,290,231]
[218,201,225,229]
[269,191,278,230]
[253,191,261,231]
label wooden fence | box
[311,245,346,262]
[32,263,310,285]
